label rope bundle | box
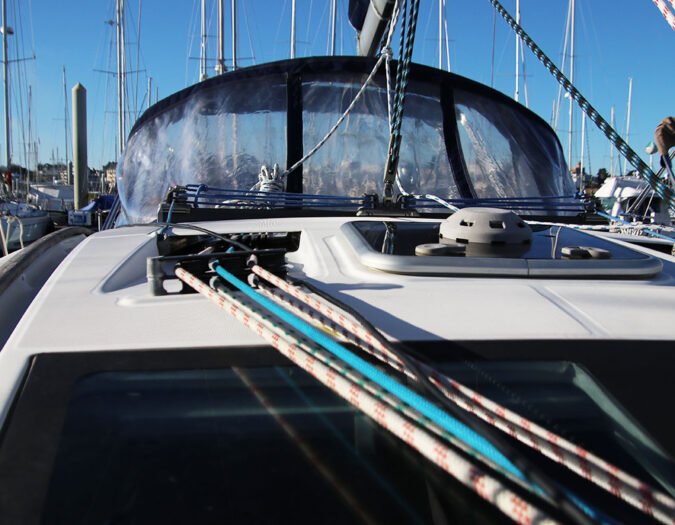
[176,266,558,524]
[248,263,674,524]
[383,0,421,202]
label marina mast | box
[2,0,11,168]
[63,66,69,183]
[330,0,337,56]
[623,77,632,175]
[215,0,225,74]
[290,0,296,59]
[116,0,126,154]
[27,85,31,194]
[231,0,237,70]
[514,0,520,102]
[567,0,575,168]
[609,106,616,175]
[200,0,208,81]
[439,0,443,69]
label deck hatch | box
[339,220,663,278]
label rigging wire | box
[303,0,314,57]
[487,0,674,213]
[9,0,35,179]
[242,0,258,65]
[553,0,572,131]
[134,0,142,119]
[281,52,388,179]
[272,0,289,61]
[185,0,199,86]
[490,8,496,87]
[102,15,117,167]
[308,0,330,59]
[520,37,529,107]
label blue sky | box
[7,0,675,173]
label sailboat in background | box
[0,0,52,254]
[594,78,675,237]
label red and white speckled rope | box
[255,284,406,374]
[175,267,557,525]
[249,265,675,523]
[251,265,389,352]
[653,0,675,30]
[430,375,674,525]
[257,280,674,523]
[440,376,674,520]
[228,281,534,495]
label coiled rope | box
[487,0,675,214]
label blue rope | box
[564,488,618,525]
[193,184,208,208]
[159,200,176,234]
[211,262,523,479]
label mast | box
[116,0,126,154]
[290,0,296,59]
[231,0,237,70]
[579,114,586,193]
[63,66,69,183]
[623,77,632,175]
[147,76,152,109]
[567,0,575,168]
[330,0,337,56]
[215,0,224,74]
[438,0,443,69]
[514,0,520,102]
[27,85,31,196]
[609,105,615,175]
[443,0,451,71]
[200,0,207,81]
[2,0,10,168]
